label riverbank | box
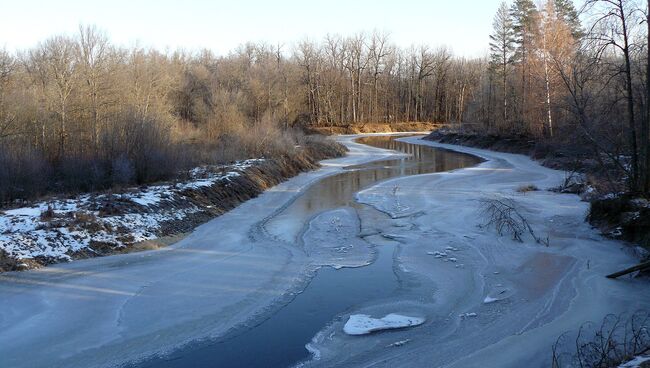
[0,136,346,272]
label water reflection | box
[266,135,481,242]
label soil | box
[306,122,441,135]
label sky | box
[1,0,514,57]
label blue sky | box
[1,0,532,57]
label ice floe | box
[344,314,426,335]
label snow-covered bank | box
[619,355,650,368]
[0,160,261,268]
[301,136,650,368]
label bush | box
[0,119,344,206]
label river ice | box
[0,135,404,368]
[299,136,650,368]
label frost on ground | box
[343,314,425,335]
[0,159,262,269]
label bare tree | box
[77,24,110,150]
[368,30,392,122]
[41,35,78,159]
[585,0,643,191]
[0,48,17,140]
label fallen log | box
[606,261,650,279]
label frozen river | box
[132,136,479,367]
[0,134,647,368]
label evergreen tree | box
[510,0,539,128]
[553,0,584,40]
[510,0,539,65]
[490,1,517,126]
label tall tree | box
[42,36,78,159]
[368,31,391,123]
[490,1,516,127]
[0,49,17,140]
[553,0,584,39]
[77,24,110,151]
[641,0,650,193]
[585,0,642,191]
[510,0,539,127]
[537,0,577,137]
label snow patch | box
[460,312,478,319]
[387,339,411,347]
[344,314,425,335]
[0,159,265,263]
[619,355,650,368]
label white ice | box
[619,355,650,368]
[343,314,426,335]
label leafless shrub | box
[39,205,55,221]
[479,197,549,246]
[517,184,539,193]
[551,170,588,195]
[551,311,650,368]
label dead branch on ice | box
[606,261,650,279]
[479,197,549,246]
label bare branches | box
[479,197,549,246]
[552,311,650,368]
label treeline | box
[0,25,485,203]
[1,0,649,202]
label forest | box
[0,0,648,203]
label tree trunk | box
[644,0,650,193]
[543,23,553,138]
[622,16,640,192]
[606,261,650,279]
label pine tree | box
[490,1,517,127]
[553,0,584,40]
[510,0,539,65]
[510,0,539,129]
